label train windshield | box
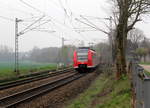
[77,49,88,61]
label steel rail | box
[0,68,73,90]
[0,72,85,108]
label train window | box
[77,49,88,61]
[77,49,88,53]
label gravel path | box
[140,65,150,72]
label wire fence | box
[131,60,150,108]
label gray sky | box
[0,0,149,51]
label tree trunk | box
[115,1,128,79]
[116,27,127,79]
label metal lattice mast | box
[13,16,53,75]
[14,18,22,75]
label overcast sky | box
[0,0,149,52]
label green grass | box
[139,62,150,76]
[66,73,131,108]
[0,61,57,79]
[139,62,150,65]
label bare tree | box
[111,0,150,79]
[0,45,13,62]
[128,28,145,49]
[95,42,111,63]
[136,47,148,62]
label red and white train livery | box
[73,47,99,71]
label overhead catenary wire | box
[18,0,74,41]
[46,0,64,14]
[45,14,88,42]
[50,20,82,42]
[58,0,69,18]
[19,15,45,35]
[64,0,72,15]
[18,0,67,39]
[21,15,47,21]
[80,15,109,35]
[75,17,109,35]
[81,15,112,31]
[0,15,14,21]
[19,0,45,15]
[0,1,34,16]
[18,0,101,44]
[19,0,72,31]
[20,19,52,35]
[68,18,91,42]
[74,29,98,32]
[19,0,66,28]
[63,14,92,42]
[31,29,55,33]
[80,15,108,20]
[69,14,107,44]
[69,12,111,32]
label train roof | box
[78,47,90,49]
[77,47,96,52]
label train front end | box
[73,47,94,71]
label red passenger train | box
[73,47,99,71]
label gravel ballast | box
[17,70,101,108]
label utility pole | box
[62,37,65,47]
[61,37,65,66]
[14,18,22,75]
[13,16,50,75]
[61,37,68,66]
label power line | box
[19,0,64,27]
[58,0,69,18]
[32,29,55,33]
[19,0,95,42]
[64,0,72,15]
[18,0,73,40]
[80,15,109,34]
[80,15,108,20]
[19,0,76,41]
[19,0,69,30]
[20,19,52,35]
[19,0,45,14]
[67,17,91,41]
[74,29,98,32]
[19,15,45,35]
[81,15,114,32]
[22,16,45,20]
[0,15,14,21]
[46,0,64,14]
[50,21,81,41]
[62,14,91,41]
[0,1,34,16]
[75,17,109,35]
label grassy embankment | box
[140,62,150,65]
[66,73,131,108]
[0,61,56,79]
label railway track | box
[0,67,73,90]
[0,71,85,108]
